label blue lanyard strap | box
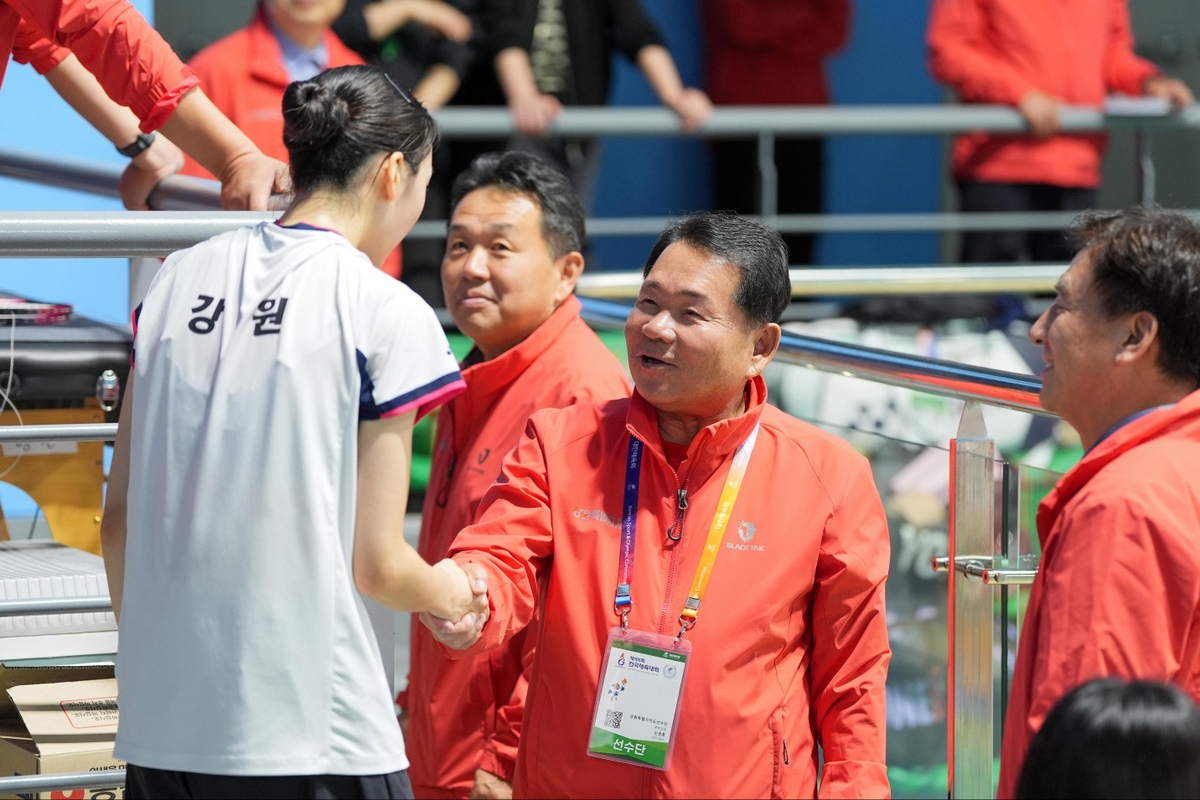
[614,437,642,628]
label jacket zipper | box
[434,456,456,508]
[657,430,710,635]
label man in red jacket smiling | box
[424,212,891,798]
[404,151,629,799]
[998,207,1200,797]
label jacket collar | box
[1037,388,1200,545]
[626,375,769,465]
[459,295,585,405]
[247,4,291,88]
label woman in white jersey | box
[100,65,485,800]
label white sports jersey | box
[115,222,463,776]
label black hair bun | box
[283,81,350,150]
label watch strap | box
[117,132,157,158]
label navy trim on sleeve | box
[377,370,464,417]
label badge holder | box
[586,627,691,771]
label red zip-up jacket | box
[406,296,630,798]
[1,0,198,130]
[704,0,849,106]
[927,0,1159,188]
[448,376,891,798]
[998,390,1200,798]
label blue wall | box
[0,0,157,327]
[590,0,943,271]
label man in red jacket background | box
[927,1,1191,277]
[403,151,629,799]
[998,207,1200,797]
[703,0,849,266]
[424,212,891,798]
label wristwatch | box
[117,132,157,158]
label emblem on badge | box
[663,664,678,679]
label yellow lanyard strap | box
[678,422,761,638]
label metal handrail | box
[0,423,117,443]
[578,264,1065,298]
[580,298,1047,415]
[0,770,124,794]
[0,596,113,616]
[431,103,1200,137]
[0,150,1119,237]
[0,211,1067,296]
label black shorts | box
[125,764,414,800]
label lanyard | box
[613,422,761,640]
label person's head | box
[626,212,787,426]
[264,0,347,47]
[442,151,586,360]
[1016,678,1200,799]
[1030,207,1200,447]
[282,66,436,255]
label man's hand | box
[470,768,513,799]
[421,561,489,650]
[119,134,185,210]
[218,151,291,211]
[1017,88,1061,138]
[405,0,472,43]
[508,91,563,137]
[1143,75,1194,110]
[667,87,713,132]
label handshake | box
[423,560,491,650]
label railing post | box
[757,131,778,226]
[1137,128,1156,205]
[948,401,996,799]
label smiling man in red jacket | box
[423,211,891,798]
[404,151,629,800]
[997,207,1200,797]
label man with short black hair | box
[424,211,892,797]
[404,151,629,799]
[998,207,1200,797]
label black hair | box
[448,151,586,259]
[1072,207,1200,387]
[281,65,437,195]
[1016,678,1200,799]
[642,212,790,327]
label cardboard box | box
[0,542,117,662]
[0,672,122,800]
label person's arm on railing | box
[1098,0,1193,109]
[40,54,186,210]
[635,45,712,132]
[495,47,562,136]
[100,372,135,623]
[5,0,288,210]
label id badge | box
[586,627,691,771]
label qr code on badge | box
[605,710,622,729]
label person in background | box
[927,0,1192,287]
[424,212,891,797]
[997,208,1200,797]
[1,0,288,210]
[1016,679,1200,800]
[332,0,475,111]
[703,0,849,266]
[403,151,629,800]
[183,0,411,276]
[484,0,712,202]
[102,65,486,799]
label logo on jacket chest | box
[725,520,765,552]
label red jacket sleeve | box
[6,0,197,130]
[1102,0,1158,95]
[1021,494,1200,740]
[477,627,536,782]
[448,416,555,658]
[809,455,892,799]
[926,0,1029,105]
[10,17,68,73]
